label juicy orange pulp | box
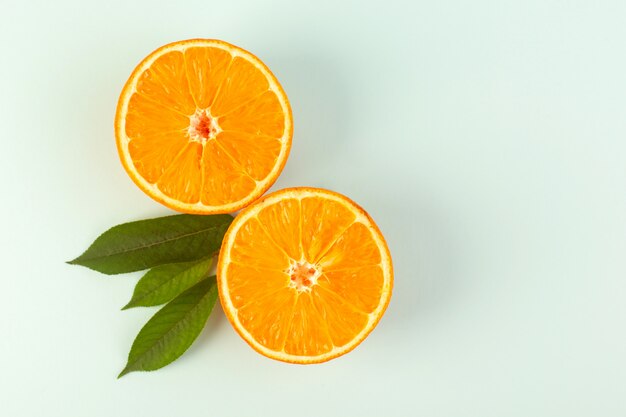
[218,188,393,363]
[115,39,292,214]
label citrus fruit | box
[115,39,293,214]
[217,187,393,363]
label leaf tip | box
[121,303,132,311]
[117,366,131,379]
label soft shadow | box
[361,185,464,329]
[258,44,465,326]
[261,44,356,189]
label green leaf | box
[118,277,218,378]
[67,214,232,274]
[122,258,213,310]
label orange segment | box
[283,294,333,356]
[218,90,285,137]
[211,56,270,115]
[183,46,232,109]
[125,93,189,139]
[318,222,382,271]
[225,263,290,308]
[135,51,196,115]
[115,39,292,214]
[318,265,384,314]
[218,187,393,364]
[215,132,282,181]
[301,196,357,263]
[255,197,302,260]
[237,289,296,351]
[156,142,203,203]
[128,131,187,184]
[229,218,291,270]
[200,140,256,206]
[311,286,369,347]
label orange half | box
[115,39,293,214]
[217,187,393,363]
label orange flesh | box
[118,40,290,212]
[220,189,392,361]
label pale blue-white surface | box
[1,0,625,415]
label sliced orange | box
[115,39,293,214]
[217,187,393,363]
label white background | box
[1,0,625,416]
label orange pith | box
[115,39,293,214]
[217,187,393,363]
